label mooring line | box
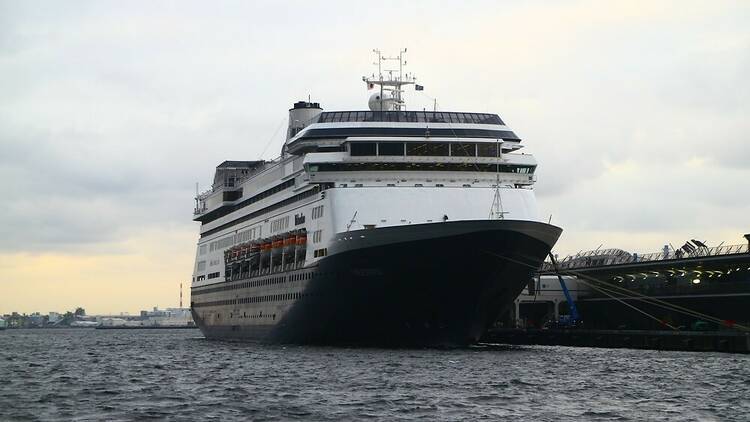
[481,250,748,332]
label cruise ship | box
[190,51,562,345]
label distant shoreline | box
[96,325,198,330]
[1,326,198,330]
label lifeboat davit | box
[239,244,249,260]
[260,238,272,269]
[271,236,284,267]
[282,232,296,265]
[295,230,307,262]
[248,242,261,272]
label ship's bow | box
[287,219,561,346]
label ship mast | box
[362,48,417,111]
[489,139,508,220]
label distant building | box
[28,312,45,327]
[139,307,194,327]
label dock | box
[492,234,750,353]
[483,328,750,354]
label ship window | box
[477,143,500,157]
[378,142,404,156]
[312,205,324,219]
[429,113,445,123]
[451,143,477,157]
[406,142,449,156]
[317,146,344,152]
[312,162,535,174]
[350,142,377,156]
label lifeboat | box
[259,238,272,269]
[295,230,307,262]
[240,260,250,278]
[271,236,284,267]
[232,261,242,280]
[282,232,296,265]
[248,242,261,272]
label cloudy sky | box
[1,0,748,314]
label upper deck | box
[315,111,504,125]
[286,110,521,155]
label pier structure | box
[487,235,750,353]
[533,239,750,331]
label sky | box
[1,0,748,314]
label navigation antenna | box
[489,139,509,220]
[362,48,417,111]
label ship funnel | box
[287,100,322,140]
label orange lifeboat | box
[249,242,261,272]
[271,236,284,267]
[295,231,307,262]
[260,238,272,269]
[282,232,296,265]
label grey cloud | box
[1,1,748,255]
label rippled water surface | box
[1,329,749,421]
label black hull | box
[192,220,561,346]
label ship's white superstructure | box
[192,123,539,284]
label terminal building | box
[510,234,750,331]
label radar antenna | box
[362,48,417,111]
[489,139,509,220]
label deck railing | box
[542,243,749,272]
[193,156,286,215]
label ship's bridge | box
[285,110,523,156]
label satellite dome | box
[368,91,397,112]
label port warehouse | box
[504,238,750,331]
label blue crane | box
[548,252,580,325]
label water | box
[1,329,749,421]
